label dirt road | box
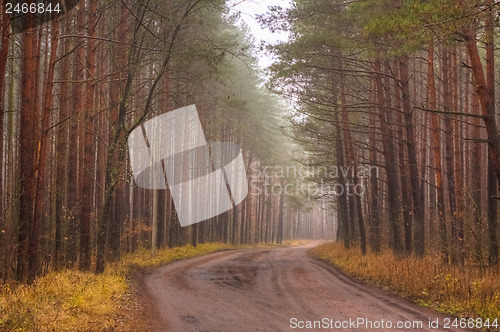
[142,244,465,331]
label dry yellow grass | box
[0,243,232,331]
[309,242,500,320]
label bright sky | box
[226,0,291,69]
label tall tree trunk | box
[332,70,349,248]
[66,10,82,267]
[487,155,498,266]
[17,13,37,282]
[428,41,448,262]
[73,3,87,268]
[471,91,483,261]
[394,62,412,254]
[277,182,284,245]
[3,37,16,280]
[369,108,380,252]
[463,23,500,192]
[400,56,425,257]
[442,46,459,264]
[79,0,97,270]
[152,187,159,254]
[340,70,366,254]
[375,58,403,255]
[30,18,60,282]
[0,7,9,204]
[485,0,498,266]
[55,19,72,269]
[452,46,464,264]
[0,6,10,274]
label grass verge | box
[0,243,232,331]
[309,242,500,321]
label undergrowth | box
[309,242,500,321]
[0,243,232,331]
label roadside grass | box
[0,243,232,331]
[309,242,500,321]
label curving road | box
[143,244,466,331]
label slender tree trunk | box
[484,0,498,266]
[463,25,500,191]
[369,108,380,252]
[375,58,403,255]
[331,69,349,248]
[442,46,459,264]
[3,37,16,280]
[340,70,366,254]
[394,62,412,254]
[17,14,37,282]
[487,154,498,266]
[452,46,464,264]
[277,182,284,245]
[30,18,60,281]
[66,10,82,267]
[471,91,483,261]
[0,7,9,204]
[400,56,425,257]
[0,6,10,274]
[427,110,436,240]
[428,41,448,262]
[152,188,158,255]
[54,18,72,269]
[79,0,97,270]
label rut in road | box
[142,244,467,331]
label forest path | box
[141,244,466,331]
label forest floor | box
[134,243,466,331]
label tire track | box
[141,244,468,332]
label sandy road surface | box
[142,244,466,331]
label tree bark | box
[442,45,459,264]
[79,0,97,270]
[0,6,10,274]
[399,56,425,257]
[30,17,60,281]
[340,70,366,254]
[463,26,500,192]
[374,58,403,255]
[428,41,448,262]
[394,61,412,254]
[55,18,72,269]
[17,13,37,282]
